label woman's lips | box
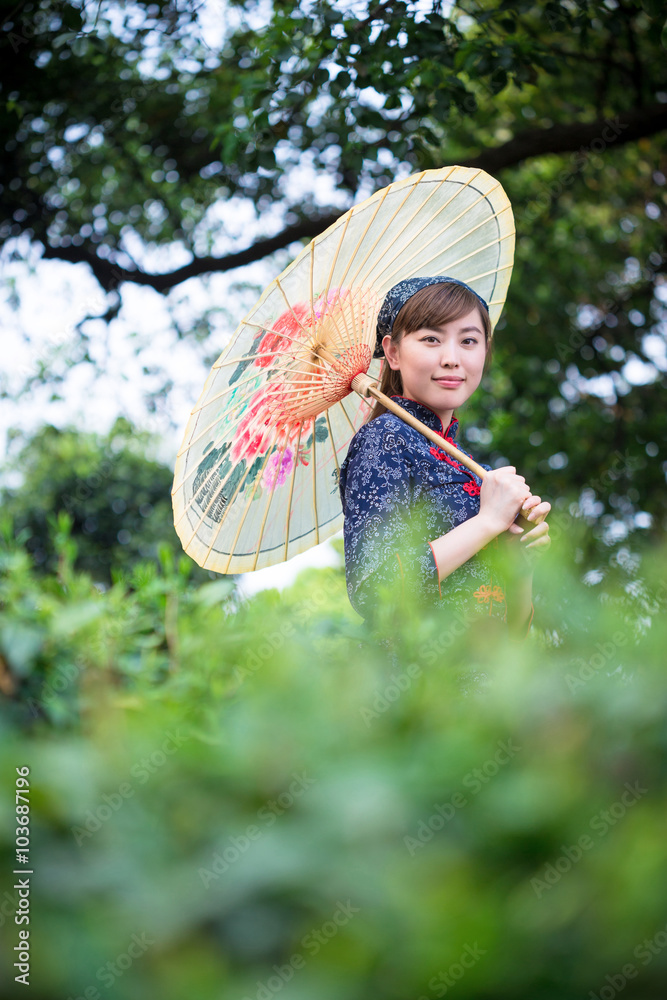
[434,377,464,386]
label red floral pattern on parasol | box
[254,302,312,368]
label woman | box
[339,276,551,637]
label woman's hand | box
[506,494,552,557]
[478,466,532,534]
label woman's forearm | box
[429,512,502,583]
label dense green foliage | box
[1,516,667,997]
[0,419,211,583]
[2,0,664,257]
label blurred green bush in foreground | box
[1,514,667,1000]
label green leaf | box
[0,624,43,677]
[51,601,104,637]
[194,579,236,606]
[52,32,77,49]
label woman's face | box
[382,307,488,426]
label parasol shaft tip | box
[351,372,377,397]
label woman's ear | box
[382,334,401,370]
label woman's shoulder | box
[347,411,419,456]
[339,413,415,499]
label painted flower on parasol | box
[230,286,376,474]
[173,165,521,574]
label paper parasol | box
[173,165,518,574]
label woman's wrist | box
[475,510,509,540]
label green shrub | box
[1,515,666,999]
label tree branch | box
[41,102,667,294]
[41,216,340,293]
[459,102,667,174]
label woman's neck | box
[397,394,456,432]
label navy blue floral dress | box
[339,395,520,628]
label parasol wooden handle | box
[350,372,533,531]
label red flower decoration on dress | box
[429,446,461,469]
[430,446,481,495]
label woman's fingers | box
[523,495,541,510]
[526,499,551,523]
[504,499,552,555]
[521,498,540,519]
[520,521,551,547]
[506,523,524,535]
[520,520,548,539]
[526,533,551,551]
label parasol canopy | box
[172,165,516,574]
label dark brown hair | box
[367,282,493,422]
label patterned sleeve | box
[340,418,440,618]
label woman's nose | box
[438,345,460,367]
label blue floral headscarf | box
[373,276,489,359]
